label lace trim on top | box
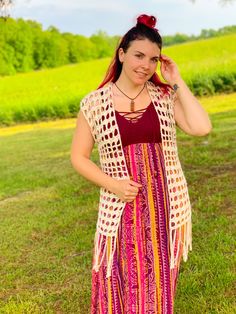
[115,102,152,123]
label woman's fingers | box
[130,180,142,187]
[129,180,142,194]
[126,195,137,202]
[127,186,139,193]
[114,179,142,202]
[125,190,138,196]
[160,53,171,60]
[160,55,174,66]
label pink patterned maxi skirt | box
[90,142,183,313]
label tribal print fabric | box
[91,142,183,313]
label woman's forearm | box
[71,156,118,193]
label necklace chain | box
[114,82,146,112]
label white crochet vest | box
[80,81,192,278]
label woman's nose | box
[141,59,150,69]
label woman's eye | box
[135,54,142,58]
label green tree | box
[63,33,96,63]
[27,20,45,70]
[42,26,69,68]
[90,31,115,58]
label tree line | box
[163,25,236,46]
[0,17,235,76]
[0,17,119,75]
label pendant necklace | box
[114,82,146,112]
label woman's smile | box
[135,70,148,77]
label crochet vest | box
[80,81,192,278]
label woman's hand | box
[112,179,142,203]
[160,54,182,86]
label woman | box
[71,14,212,314]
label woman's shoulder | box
[80,83,111,107]
[147,80,172,97]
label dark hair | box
[98,14,169,92]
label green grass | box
[164,34,236,78]
[0,59,108,126]
[0,93,235,313]
[0,34,235,126]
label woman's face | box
[118,38,161,85]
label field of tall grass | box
[0,34,235,126]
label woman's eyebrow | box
[134,50,160,59]
[134,50,145,55]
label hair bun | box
[136,14,157,29]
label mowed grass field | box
[0,92,235,313]
[0,34,236,125]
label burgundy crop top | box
[115,102,162,148]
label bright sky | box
[12,0,236,36]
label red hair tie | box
[136,14,157,29]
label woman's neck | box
[115,75,146,97]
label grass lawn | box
[0,93,235,313]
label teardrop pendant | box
[130,100,135,112]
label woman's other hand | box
[112,179,142,203]
[160,54,181,85]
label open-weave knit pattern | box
[79,81,192,278]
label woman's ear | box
[118,48,125,63]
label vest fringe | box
[92,230,118,278]
[170,216,192,269]
[93,216,192,276]
[92,231,107,272]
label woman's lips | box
[135,71,148,78]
